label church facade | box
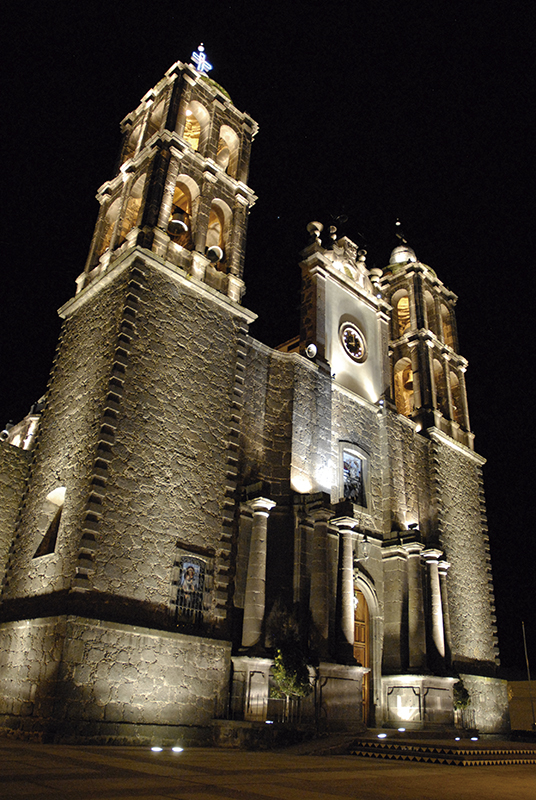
[0,52,509,743]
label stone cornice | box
[428,427,486,465]
[58,247,257,324]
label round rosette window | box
[340,322,367,363]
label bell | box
[206,245,224,263]
[402,367,413,391]
[168,210,188,234]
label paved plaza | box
[1,737,535,800]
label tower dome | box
[389,245,417,264]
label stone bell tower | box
[0,47,260,742]
[380,241,473,449]
[78,43,257,304]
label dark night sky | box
[1,1,534,674]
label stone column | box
[402,541,427,671]
[423,549,445,659]
[228,194,248,279]
[438,560,452,665]
[310,508,332,653]
[331,517,356,660]
[241,497,276,649]
[457,368,471,432]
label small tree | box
[453,679,471,711]
[267,601,312,721]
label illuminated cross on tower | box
[191,43,213,75]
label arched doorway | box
[354,587,371,725]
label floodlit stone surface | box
[0,54,508,741]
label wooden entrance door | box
[353,588,371,725]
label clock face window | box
[340,323,367,363]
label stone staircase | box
[349,738,536,766]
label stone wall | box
[241,340,294,500]
[460,674,510,734]
[0,443,30,583]
[0,615,231,743]
[88,264,244,614]
[432,439,498,671]
[331,389,382,528]
[385,413,433,537]
[292,359,332,495]
[2,274,124,601]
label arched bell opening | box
[449,370,465,427]
[207,199,232,270]
[391,289,411,338]
[433,358,449,418]
[97,197,122,257]
[120,120,143,165]
[216,124,240,177]
[117,174,146,246]
[441,304,455,349]
[394,357,414,417]
[424,291,438,337]
[142,95,167,147]
[167,177,199,250]
[179,100,210,153]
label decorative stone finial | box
[306,221,323,243]
[191,44,213,75]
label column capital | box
[245,496,276,516]
[331,516,357,532]
[438,560,450,575]
[311,506,334,523]
[402,541,425,556]
[422,548,443,563]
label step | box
[350,739,536,766]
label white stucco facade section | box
[324,276,386,403]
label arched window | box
[424,291,438,336]
[179,101,210,152]
[216,124,240,177]
[441,304,455,349]
[449,370,464,426]
[394,357,414,417]
[98,197,121,256]
[118,174,146,245]
[433,358,449,417]
[207,199,232,265]
[34,487,66,558]
[168,178,199,249]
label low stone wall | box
[0,615,231,743]
[508,681,536,731]
[459,674,510,734]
